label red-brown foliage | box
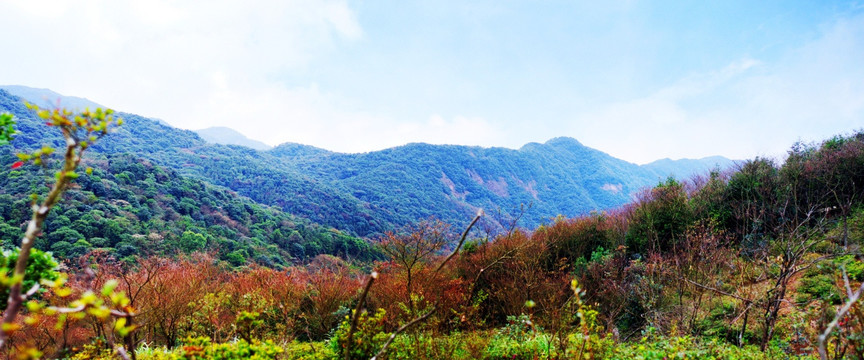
[298,255,362,340]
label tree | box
[379,219,451,311]
[626,177,693,254]
[338,211,481,360]
[0,113,13,145]
[178,231,207,253]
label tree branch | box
[371,307,437,360]
[344,271,377,360]
[0,138,78,348]
[818,270,864,360]
[435,209,483,274]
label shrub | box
[0,248,59,310]
[601,335,793,360]
[329,308,388,360]
[131,337,284,360]
[625,178,693,254]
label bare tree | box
[345,210,482,360]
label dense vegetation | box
[0,89,384,237]
[268,137,732,236]
[0,151,377,266]
[1,87,732,237]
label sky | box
[1,0,863,164]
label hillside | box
[0,87,733,236]
[0,150,376,266]
[271,137,733,233]
[2,87,861,360]
[0,88,384,236]
[642,155,734,179]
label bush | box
[0,248,59,310]
[329,308,388,360]
[601,335,796,360]
[282,341,335,360]
[625,178,693,254]
[797,274,841,304]
[132,337,284,360]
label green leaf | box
[101,279,119,297]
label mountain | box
[195,126,272,151]
[0,152,375,265]
[270,142,333,158]
[0,89,382,236]
[269,136,735,233]
[0,85,104,111]
[642,156,737,180]
[0,88,734,237]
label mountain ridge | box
[0,86,735,236]
[0,85,104,111]
[195,126,273,151]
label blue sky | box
[1,0,863,163]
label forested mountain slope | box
[0,87,732,237]
[0,89,383,235]
[0,150,376,265]
[270,137,733,232]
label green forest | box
[0,99,862,360]
[0,151,377,266]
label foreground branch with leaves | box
[0,105,134,359]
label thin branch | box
[24,284,40,298]
[818,272,864,360]
[115,346,132,360]
[371,307,437,360]
[435,209,483,273]
[344,271,377,360]
[48,305,86,314]
[0,138,79,349]
[679,277,753,304]
[842,268,853,298]
[731,301,755,324]
[44,305,133,319]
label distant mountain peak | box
[195,126,272,151]
[544,137,584,147]
[519,137,585,152]
[0,85,104,111]
[641,155,736,179]
[270,142,332,157]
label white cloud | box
[0,0,363,131]
[1,2,862,164]
[574,13,864,164]
[574,59,762,163]
[0,0,508,154]
[165,72,502,152]
[394,115,503,149]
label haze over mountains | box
[0,86,734,236]
[0,85,104,111]
[195,126,273,151]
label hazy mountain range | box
[0,85,104,111]
[194,126,273,151]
